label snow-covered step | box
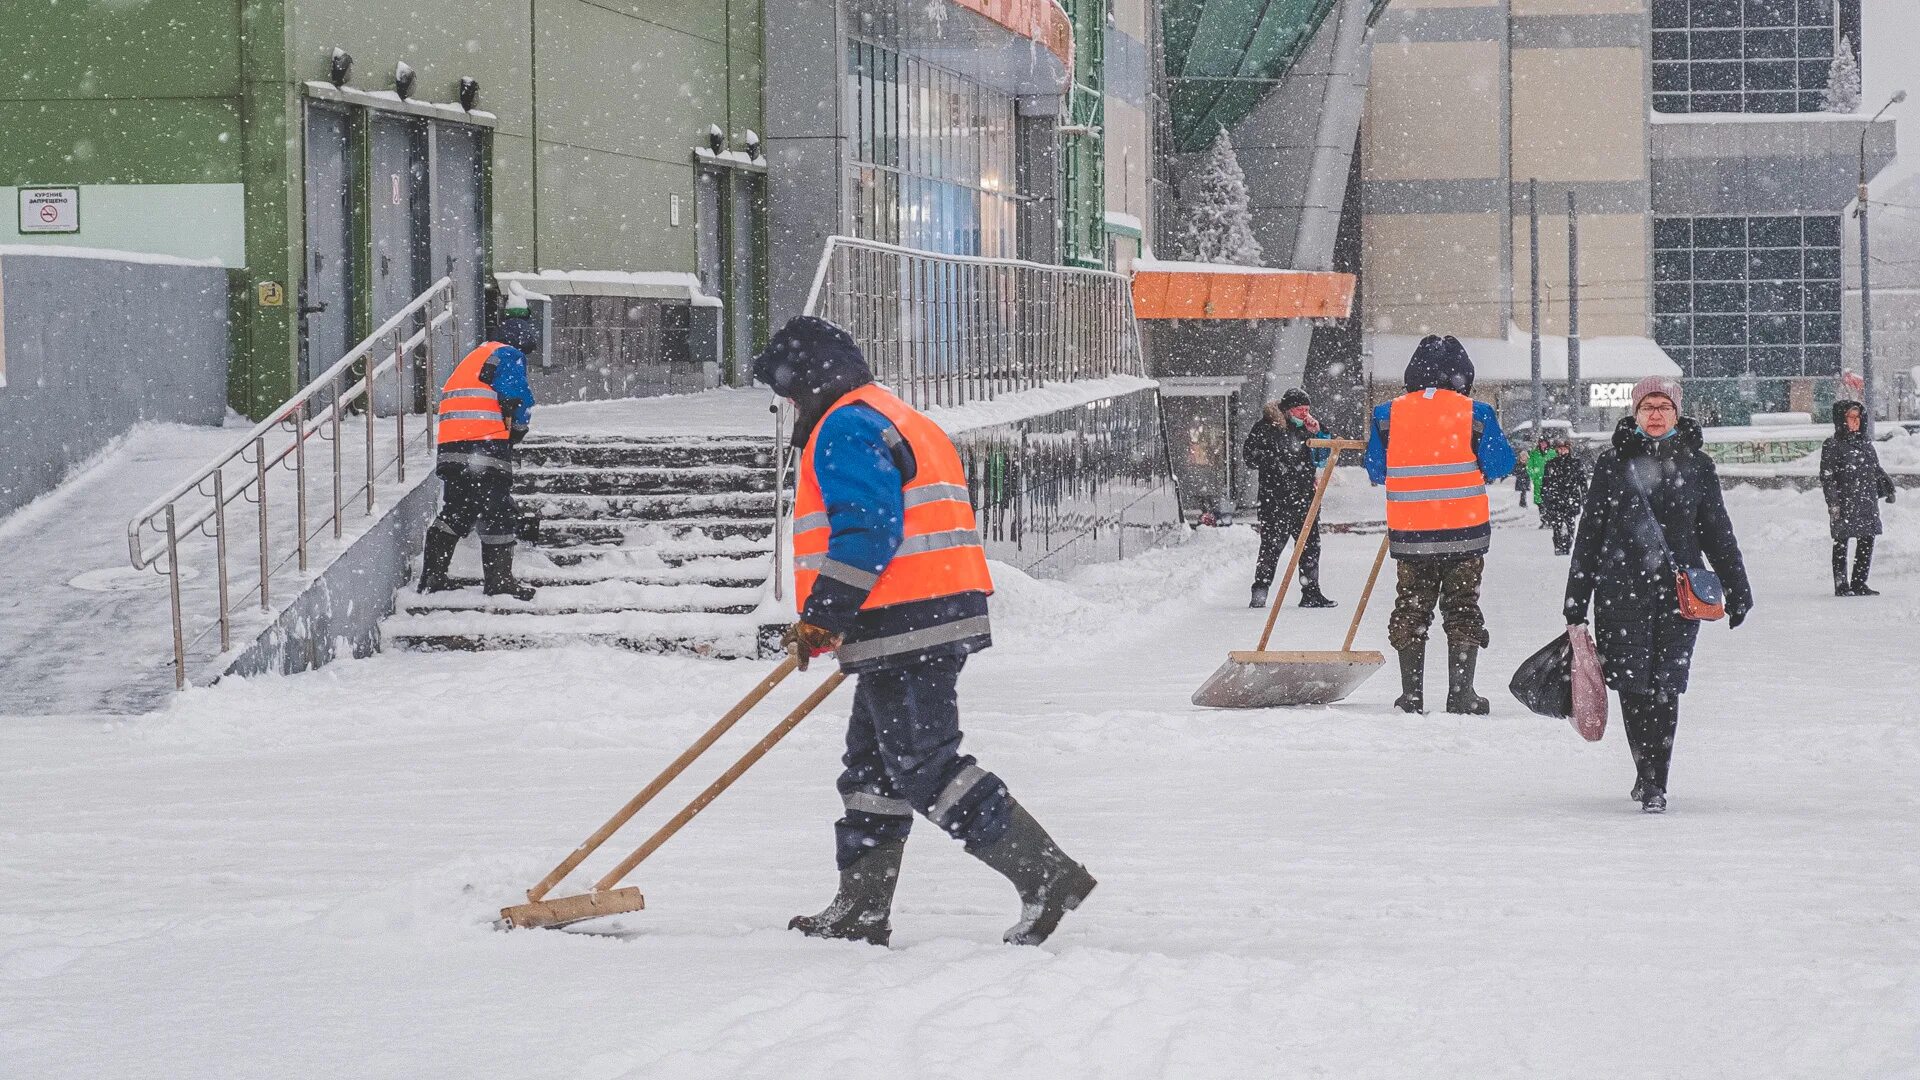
[515,438,773,470]
[440,561,768,589]
[537,518,774,547]
[385,609,778,659]
[399,581,761,616]
[520,491,776,521]
[518,464,776,496]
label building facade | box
[1,0,763,417]
[1362,0,1897,424]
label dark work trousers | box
[432,461,517,547]
[1549,515,1577,555]
[1833,537,1875,586]
[1386,556,1490,652]
[1620,691,1681,792]
[1253,513,1322,591]
[833,654,1014,870]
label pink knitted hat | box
[1631,375,1683,413]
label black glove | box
[779,622,840,670]
[1563,600,1589,626]
[1728,609,1746,629]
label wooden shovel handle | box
[525,653,800,903]
[1255,447,1345,651]
[1342,533,1393,651]
[592,671,849,893]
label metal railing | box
[773,236,1150,598]
[127,278,459,688]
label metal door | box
[301,104,358,386]
[368,115,430,330]
[431,123,487,371]
[725,171,765,385]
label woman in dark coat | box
[1242,389,1336,610]
[1820,400,1895,596]
[1563,376,1753,813]
[1540,436,1588,556]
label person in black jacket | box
[1820,400,1895,596]
[1540,435,1588,556]
[1563,376,1753,814]
[1242,389,1336,609]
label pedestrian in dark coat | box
[1540,436,1588,556]
[1821,400,1895,596]
[1242,389,1335,609]
[1563,376,1753,813]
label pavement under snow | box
[2,483,1916,1078]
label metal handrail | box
[774,236,1149,598]
[127,278,459,688]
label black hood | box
[1613,414,1703,458]
[1831,400,1866,439]
[751,316,874,445]
[1403,334,1475,393]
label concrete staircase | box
[385,435,786,658]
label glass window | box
[1654,0,1837,112]
[1653,214,1844,376]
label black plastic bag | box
[1509,632,1574,719]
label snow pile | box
[1368,325,1680,382]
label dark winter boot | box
[969,801,1097,946]
[788,839,904,947]
[1640,788,1667,814]
[1298,583,1338,609]
[1394,645,1425,714]
[417,527,459,593]
[1851,539,1879,596]
[1249,585,1269,609]
[1444,643,1490,715]
[1834,540,1852,596]
[481,543,537,601]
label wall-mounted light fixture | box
[743,129,762,160]
[707,123,726,155]
[329,48,353,88]
[459,77,480,112]
[394,61,416,101]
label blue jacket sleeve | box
[1363,403,1390,485]
[800,404,906,635]
[1473,403,1516,482]
[488,346,535,430]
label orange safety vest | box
[436,344,511,445]
[793,384,992,617]
[1383,388,1491,558]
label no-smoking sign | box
[19,188,80,234]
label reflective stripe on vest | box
[792,383,993,618]
[437,344,510,445]
[1384,389,1490,557]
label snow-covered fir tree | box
[1824,36,1862,113]
[1177,127,1263,266]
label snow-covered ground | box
[2,487,1916,1078]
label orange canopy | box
[1131,265,1355,321]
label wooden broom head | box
[498,887,645,930]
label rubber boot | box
[417,527,459,593]
[481,543,537,601]
[1394,645,1425,714]
[969,801,1097,946]
[1445,643,1490,715]
[788,838,904,947]
[1851,539,1879,596]
[1249,585,1269,609]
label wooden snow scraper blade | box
[1192,439,1391,709]
[498,654,846,931]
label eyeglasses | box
[1636,402,1677,416]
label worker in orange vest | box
[755,315,1096,948]
[1364,335,1516,714]
[416,302,539,601]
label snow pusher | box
[498,653,846,930]
[1192,438,1391,709]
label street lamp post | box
[1857,89,1906,438]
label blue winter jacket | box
[485,345,535,434]
[1364,395,1516,486]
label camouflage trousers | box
[1386,556,1490,652]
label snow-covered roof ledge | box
[494,269,723,308]
[304,81,499,128]
[1104,211,1144,238]
[0,244,225,269]
[1366,326,1682,382]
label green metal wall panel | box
[0,0,242,100]
[0,100,244,186]
[1161,0,1338,151]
